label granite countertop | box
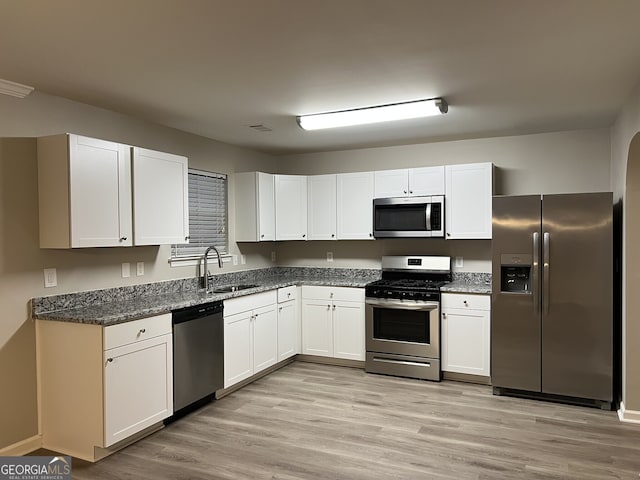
[440,280,492,295]
[33,270,379,326]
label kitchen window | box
[170,169,227,264]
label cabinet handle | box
[185,236,190,240]
[332,305,336,311]
[369,233,373,237]
[330,292,334,298]
[139,328,146,334]
[327,304,331,309]
[106,358,114,363]
[404,190,407,194]
[254,313,258,318]
[409,190,413,194]
[261,234,265,238]
[447,233,451,237]
[331,234,335,238]
[287,292,291,297]
[302,234,306,238]
[120,236,127,241]
[463,300,468,306]
[279,307,283,312]
[442,313,447,318]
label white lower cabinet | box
[277,286,300,361]
[36,314,173,462]
[223,291,278,388]
[301,286,365,361]
[441,293,491,377]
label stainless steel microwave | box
[373,195,444,238]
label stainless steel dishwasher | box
[171,300,224,418]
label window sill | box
[169,254,235,268]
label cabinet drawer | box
[301,286,364,302]
[224,290,277,316]
[441,293,490,311]
[104,313,172,350]
[278,286,297,303]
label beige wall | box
[275,129,611,271]
[0,92,279,449]
[611,80,640,414]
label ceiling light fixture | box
[0,78,35,98]
[296,97,448,131]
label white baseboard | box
[0,435,42,456]
[618,401,640,424]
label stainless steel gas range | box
[365,256,451,382]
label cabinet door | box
[307,174,337,240]
[104,334,173,447]
[278,300,299,361]
[332,301,365,361]
[336,172,375,240]
[409,166,445,196]
[69,135,132,247]
[445,163,493,239]
[253,304,278,374]
[257,172,275,241]
[275,175,308,240]
[374,169,409,198]
[224,311,253,388]
[301,300,333,357]
[132,147,189,245]
[441,309,490,376]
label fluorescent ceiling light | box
[0,78,35,98]
[297,98,448,131]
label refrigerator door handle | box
[543,232,550,314]
[532,232,539,315]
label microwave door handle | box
[426,203,432,231]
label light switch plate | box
[455,256,464,268]
[271,251,276,262]
[121,262,131,278]
[232,255,238,266]
[136,261,144,276]
[44,268,57,288]
[327,252,334,262]
[240,254,246,265]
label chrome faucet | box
[202,245,223,292]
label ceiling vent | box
[248,124,273,132]
[0,78,34,98]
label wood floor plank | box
[68,362,640,479]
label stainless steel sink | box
[211,284,259,293]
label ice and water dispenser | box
[500,254,532,293]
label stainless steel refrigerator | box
[491,193,613,409]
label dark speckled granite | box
[32,267,381,325]
[441,272,492,294]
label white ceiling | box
[2,0,640,155]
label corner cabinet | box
[37,134,189,247]
[234,171,275,242]
[275,175,308,240]
[132,147,189,245]
[36,314,173,462]
[223,291,278,388]
[445,162,493,239]
[301,286,365,361]
[441,293,491,378]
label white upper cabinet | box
[37,134,190,248]
[336,171,374,240]
[307,174,337,240]
[235,172,275,242]
[132,147,189,245]
[409,166,445,196]
[37,134,132,248]
[445,162,493,239]
[374,166,445,198]
[275,174,307,240]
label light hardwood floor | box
[67,362,640,479]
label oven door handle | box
[365,298,439,311]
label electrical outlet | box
[455,256,464,268]
[136,261,145,276]
[43,268,57,288]
[121,262,131,278]
[232,255,238,266]
[327,252,334,262]
[240,254,246,265]
[271,251,276,262]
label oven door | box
[365,297,440,359]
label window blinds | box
[172,169,227,258]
